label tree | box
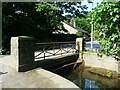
[35,2,64,36]
[75,16,91,33]
[2,2,65,52]
[2,2,89,54]
[2,2,39,53]
[56,2,88,18]
[89,2,120,57]
[55,2,89,23]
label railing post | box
[11,36,34,72]
[76,38,83,60]
[53,44,55,56]
[43,47,45,60]
[60,45,62,56]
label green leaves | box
[36,3,59,12]
[75,17,91,33]
[2,2,66,54]
[110,12,113,16]
[89,2,120,57]
[113,17,117,22]
[76,31,83,37]
[35,2,64,33]
[114,8,118,12]
[106,70,113,78]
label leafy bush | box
[76,31,83,37]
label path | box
[0,55,79,88]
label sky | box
[63,0,102,16]
[81,0,102,11]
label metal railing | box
[34,41,76,60]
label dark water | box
[54,65,120,90]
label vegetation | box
[106,70,113,78]
[75,17,91,33]
[2,2,89,54]
[89,2,120,58]
[2,2,63,54]
[76,31,83,37]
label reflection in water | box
[54,65,119,90]
[84,79,99,89]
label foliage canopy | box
[2,2,89,54]
[89,2,120,57]
[75,16,91,33]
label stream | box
[54,65,120,90]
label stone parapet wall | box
[83,52,120,75]
[10,36,80,72]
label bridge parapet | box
[35,41,76,60]
[11,36,83,72]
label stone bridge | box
[10,36,83,72]
[0,36,84,89]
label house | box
[62,22,90,40]
[52,21,90,42]
[62,22,88,35]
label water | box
[85,43,100,48]
[54,65,120,90]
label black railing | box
[34,41,76,60]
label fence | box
[34,41,77,60]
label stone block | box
[11,36,34,72]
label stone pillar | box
[0,2,2,49]
[11,36,35,72]
[118,61,120,76]
[76,38,83,60]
